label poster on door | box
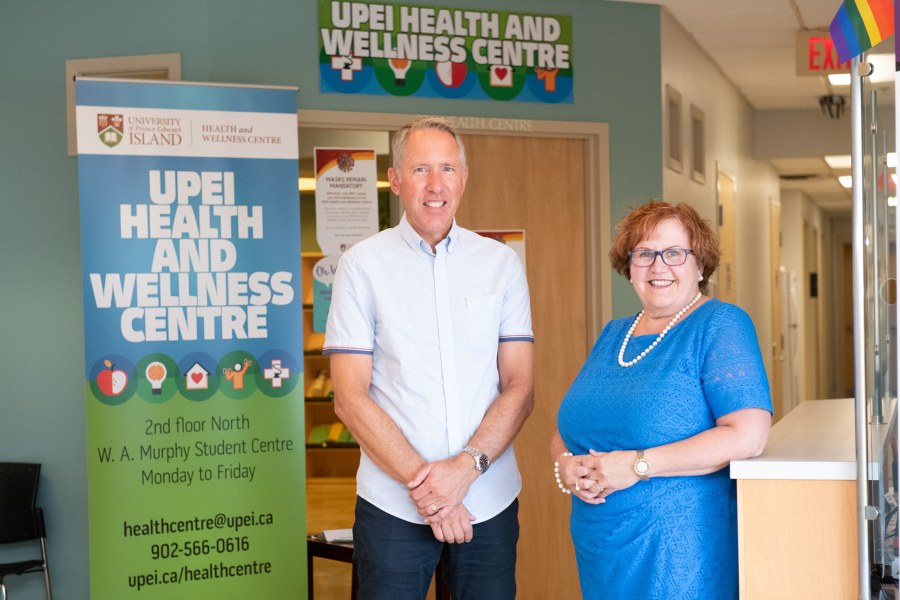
[314,147,379,255]
[475,229,527,269]
[318,0,573,104]
[312,147,379,332]
[75,78,305,599]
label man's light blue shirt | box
[324,214,534,524]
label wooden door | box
[717,171,737,303]
[457,133,588,599]
[769,200,784,421]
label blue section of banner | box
[78,154,302,378]
[75,79,297,113]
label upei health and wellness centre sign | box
[319,0,573,103]
[75,78,306,599]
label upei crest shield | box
[97,114,124,148]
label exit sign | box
[796,29,851,76]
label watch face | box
[477,454,489,471]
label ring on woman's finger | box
[595,485,605,494]
[429,504,438,515]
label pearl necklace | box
[618,291,702,368]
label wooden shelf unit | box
[302,252,359,479]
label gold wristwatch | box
[633,450,650,480]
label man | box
[323,116,534,599]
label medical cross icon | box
[331,55,362,81]
[263,359,290,388]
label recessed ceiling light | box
[839,175,852,188]
[824,155,852,169]
[827,53,894,87]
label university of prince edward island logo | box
[97,114,124,148]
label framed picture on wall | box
[690,104,706,184]
[665,84,683,173]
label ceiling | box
[622,0,850,110]
[605,0,897,211]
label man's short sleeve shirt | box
[324,215,534,523]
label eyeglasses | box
[628,248,693,267]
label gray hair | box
[391,116,467,170]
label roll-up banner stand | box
[75,78,305,598]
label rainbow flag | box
[829,0,894,62]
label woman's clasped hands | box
[559,449,644,504]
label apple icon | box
[97,359,128,396]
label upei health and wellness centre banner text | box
[76,78,305,599]
[319,0,573,103]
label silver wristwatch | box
[463,446,490,474]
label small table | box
[307,536,450,600]
[307,537,357,599]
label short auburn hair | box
[609,200,719,294]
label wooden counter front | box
[730,399,859,599]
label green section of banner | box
[86,387,306,598]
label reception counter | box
[730,398,860,599]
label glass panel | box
[859,57,898,591]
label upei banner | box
[318,0,573,103]
[75,79,305,598]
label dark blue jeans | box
[352,496,519,600]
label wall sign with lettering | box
[318,0,573,104]
[795,29,850,77]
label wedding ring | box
[429,504,438,515]
[595,485,605,494]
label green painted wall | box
[0,1,660,597]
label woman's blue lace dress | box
[557,299,772,599]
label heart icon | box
[191,373,203,384]
[495,67,508,80]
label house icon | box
[185,362,210,390]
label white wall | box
[659,9,780,381]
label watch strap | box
[463,446,490,473]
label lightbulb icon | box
[146,361,167,395]
[389,58,411,86]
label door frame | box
[297,109,612,344]
[715,167,737,304]
[769,197,784,421]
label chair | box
[0,463,52,600]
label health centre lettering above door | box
[318,0,574,104]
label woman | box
[552,200,772,599]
